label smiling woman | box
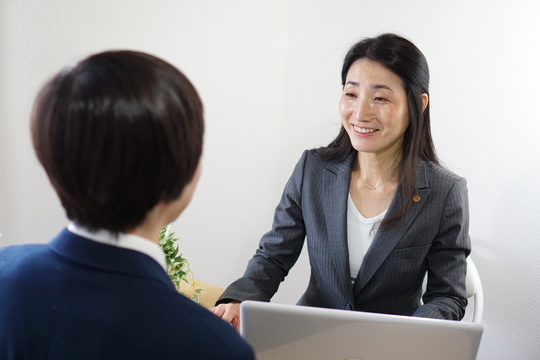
[211,33,471,329]
[340,59,411,158]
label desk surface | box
[179,278,225,309]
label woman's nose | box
[352,97,372,119]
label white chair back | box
[465,257,484,324]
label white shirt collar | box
[67,222,167,271]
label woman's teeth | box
[354,126,375,134]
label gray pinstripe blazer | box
[219,149,471,320]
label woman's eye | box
[345,92,356,98]
[374,97,388,102]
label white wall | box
[1,1,539,359]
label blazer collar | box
[353,160,430,295]
[49,229,175,291]
[323,150,357,300]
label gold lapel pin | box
[412,195,421,203]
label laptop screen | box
[240,301,483,360]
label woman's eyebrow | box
[345,81,394,92]
[372,84,393,92]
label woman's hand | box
[209,301,241,331]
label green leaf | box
[158,225,203,303]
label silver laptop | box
[240,301,483,360]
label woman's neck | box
[355,151,399,186]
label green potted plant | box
[159,226,202,302]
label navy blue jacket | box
[0,229,254,360]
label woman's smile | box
[353,125,378,135]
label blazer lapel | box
[353,160,430,296]
[323,151,356,301]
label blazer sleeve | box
[413,176,471,320]
[217,151,309,304]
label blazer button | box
[345,303,352,310]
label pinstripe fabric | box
[219,149,471,320]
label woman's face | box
[339,59,410,157]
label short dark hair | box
[318,33,438,225]
[31,50,204,233]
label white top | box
[347,194,387,283]
[67,222,167,271]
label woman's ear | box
[421,93,429,112]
